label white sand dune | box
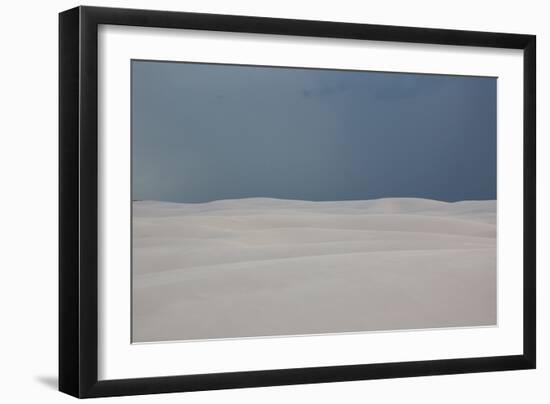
[132,197,496,342]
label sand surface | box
[132,198,496,342]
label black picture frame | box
[59,5,536,398]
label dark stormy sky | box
[132,60,496,203]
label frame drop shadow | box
[35,375,58,390]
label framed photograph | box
[59,6,536,398]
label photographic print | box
[131,60,497,343]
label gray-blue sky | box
[132,60,496,203]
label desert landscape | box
[132,197,496,343]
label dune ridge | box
[132,197,497,342]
